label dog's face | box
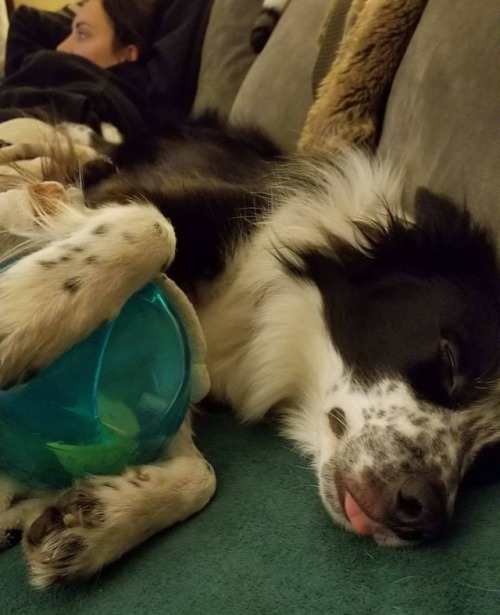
[302,189,500,544]
[318,378,500,545]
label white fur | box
[198,151,404,419]
[0,184,175,386]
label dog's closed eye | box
[440,339,459,397]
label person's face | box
[56,0,138,68]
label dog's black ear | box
[412,186,499,281]
[413,187,464,229]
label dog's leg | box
[0,142,100,169]
[22,414,216,588]
[0,186,175,387]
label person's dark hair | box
[101,0,160,56]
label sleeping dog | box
[0,117,500,587]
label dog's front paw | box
[24,458,215,587]
[24,484,106,588]
[0,251,79,388]
[0,202,175,388]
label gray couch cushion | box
[230,0,331,152]
[379,0,500,235]
[193,0,262,118]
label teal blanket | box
[1,414,499,614]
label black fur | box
[97,113,281,184]
[145,187,271,286]
[84,115,279,285]
[282,189,500,409]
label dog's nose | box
[389,475,447,540]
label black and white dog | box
[0,117,500,587]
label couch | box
[1,1,500,613]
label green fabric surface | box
[1,413,499,614]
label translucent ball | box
[0,282,191,488]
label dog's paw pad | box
[0,528,23,551]
[23,485,107,588]
[57,487,105,528]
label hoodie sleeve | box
[5,5,71,77]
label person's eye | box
[74,26,88,41]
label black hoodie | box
[0,1,212,137]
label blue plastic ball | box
[0,281,191,489]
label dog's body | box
[1,118,500,587]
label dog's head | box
[318,378,500,545]
[295,188,500,544]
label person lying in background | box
[8,0,157,72]
[0,0,211,138]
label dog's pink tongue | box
[344,492,373,536]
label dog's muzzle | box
[336,472,448,543]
